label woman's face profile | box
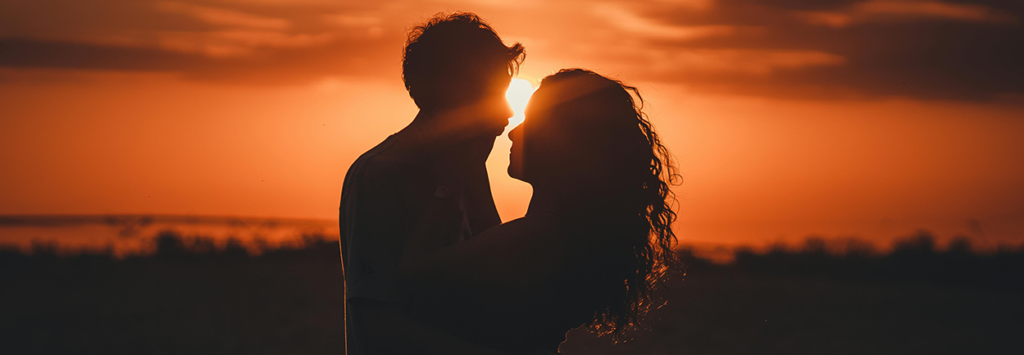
[506,108,529,182]
[507,84,584,184]
[507,85,552,182]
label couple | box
[339,13,679,355]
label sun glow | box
[505,78,536,128]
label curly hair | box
[539,69,682,339]
[402,12,525,110]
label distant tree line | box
[3,229,1023,292]
[679,231,1024,292]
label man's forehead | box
[480,70,512,91]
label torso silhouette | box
[339,134,475,355]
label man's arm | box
[464,163,502,236]
[351,299,508,355]
[345,157,510,355]
[398,192,559,298]
[441,135,502,236]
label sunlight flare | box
[505,78,536,128]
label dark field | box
[2,232,1023,355]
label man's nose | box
[502,100,514,119]
[488,100,512,122]
[491,100,513,128]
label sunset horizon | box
[4,2,1024,354]
[4,0,1024,249]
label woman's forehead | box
[536,77,614,104]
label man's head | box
[403,13,525,118]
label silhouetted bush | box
[155,230,187,258]
[723,231,1024,292]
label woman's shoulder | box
[487,214,565,242]
[499,213,560,228]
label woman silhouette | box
[398,69,681,354]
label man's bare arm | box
[464,163,502,236]
[351,299,508,355]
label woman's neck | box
[526,182,590,217]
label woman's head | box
[511,71,631,185]
[508,69,681,337]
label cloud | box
[0,0,406,83]
[796,0,1018,28]
[157,1,291,30]
[856,0,1013,22]
[157,30,334,57]
[592,3,736,41]
[595,0,1024,99]
[153,2,334,58]
[795,11,856,28]
[0,0,1021,100]
[656,49,846,76]
[650,0,715,11]
[323,14,384,37]
[215,0,341,4]
[0,38,212,71]
[323,14,382,28]
[441,0,533,7]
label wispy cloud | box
[796,11,856,28]
[157,30,334,57]
[797,0,1017,28]
[323,14,381,28]
[648,0,715,11]
[858,0,1013,22]
[323,14,384,37]
[659,49,846,76]
[157,1,291,30]
[0,0,1021,99]
[592,3,734,41]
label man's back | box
[340,134,418,355]
[339,133,482,354]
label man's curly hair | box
[402,12,525,110]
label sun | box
[505,78,536,129]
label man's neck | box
[393,111,440,155]
[399,111,493,168]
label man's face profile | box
[445,65,514,139]
[474,69,514,137]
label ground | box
[2,233,1022,354]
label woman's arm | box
[398,195,559,297]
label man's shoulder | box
[345,135,430,193]
[348,137,411,178]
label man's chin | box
[480,125,506,137]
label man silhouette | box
[338,13,524,355]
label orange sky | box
[2,0,1023,248]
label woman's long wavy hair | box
[538,69,682,339]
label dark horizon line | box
[0,214,337,227]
